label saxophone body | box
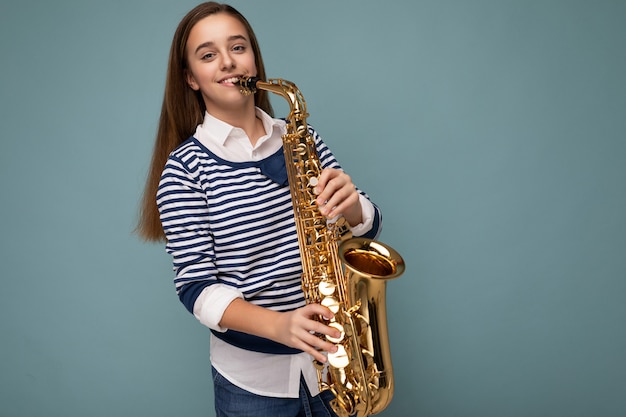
[239,77,405,417]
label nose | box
[220,52,235,71]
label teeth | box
[221,77,240,84]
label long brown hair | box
[137,2,273,241]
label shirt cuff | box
[193,285,244,332]
[350,194,375,236]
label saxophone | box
[239,77,405,417]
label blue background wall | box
[1,1,624,416]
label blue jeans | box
[212,367,339,417]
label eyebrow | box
[194,34,248,55]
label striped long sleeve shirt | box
[157,112,382,354]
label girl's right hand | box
[273,304,342,363]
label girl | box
[137,3,383,416]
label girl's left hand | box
[315,168,362,226]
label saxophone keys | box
[308,176,319,192]
[318,280,336,296]
[326,322,345,344]
[321,296,340,314]
[295,143,307,156]
[328,345,350,369]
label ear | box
[185,70,200,91]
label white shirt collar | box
[195,107,285,145]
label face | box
[185,13,257,116]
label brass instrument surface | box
[239,76,405,417]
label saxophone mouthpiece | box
[238,76,260,95]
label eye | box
[232,44,246,53]
[201,51,216,61]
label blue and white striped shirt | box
[157,109,382,397]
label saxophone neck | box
[239,76,308,121]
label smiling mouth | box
[219,77,241,85]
